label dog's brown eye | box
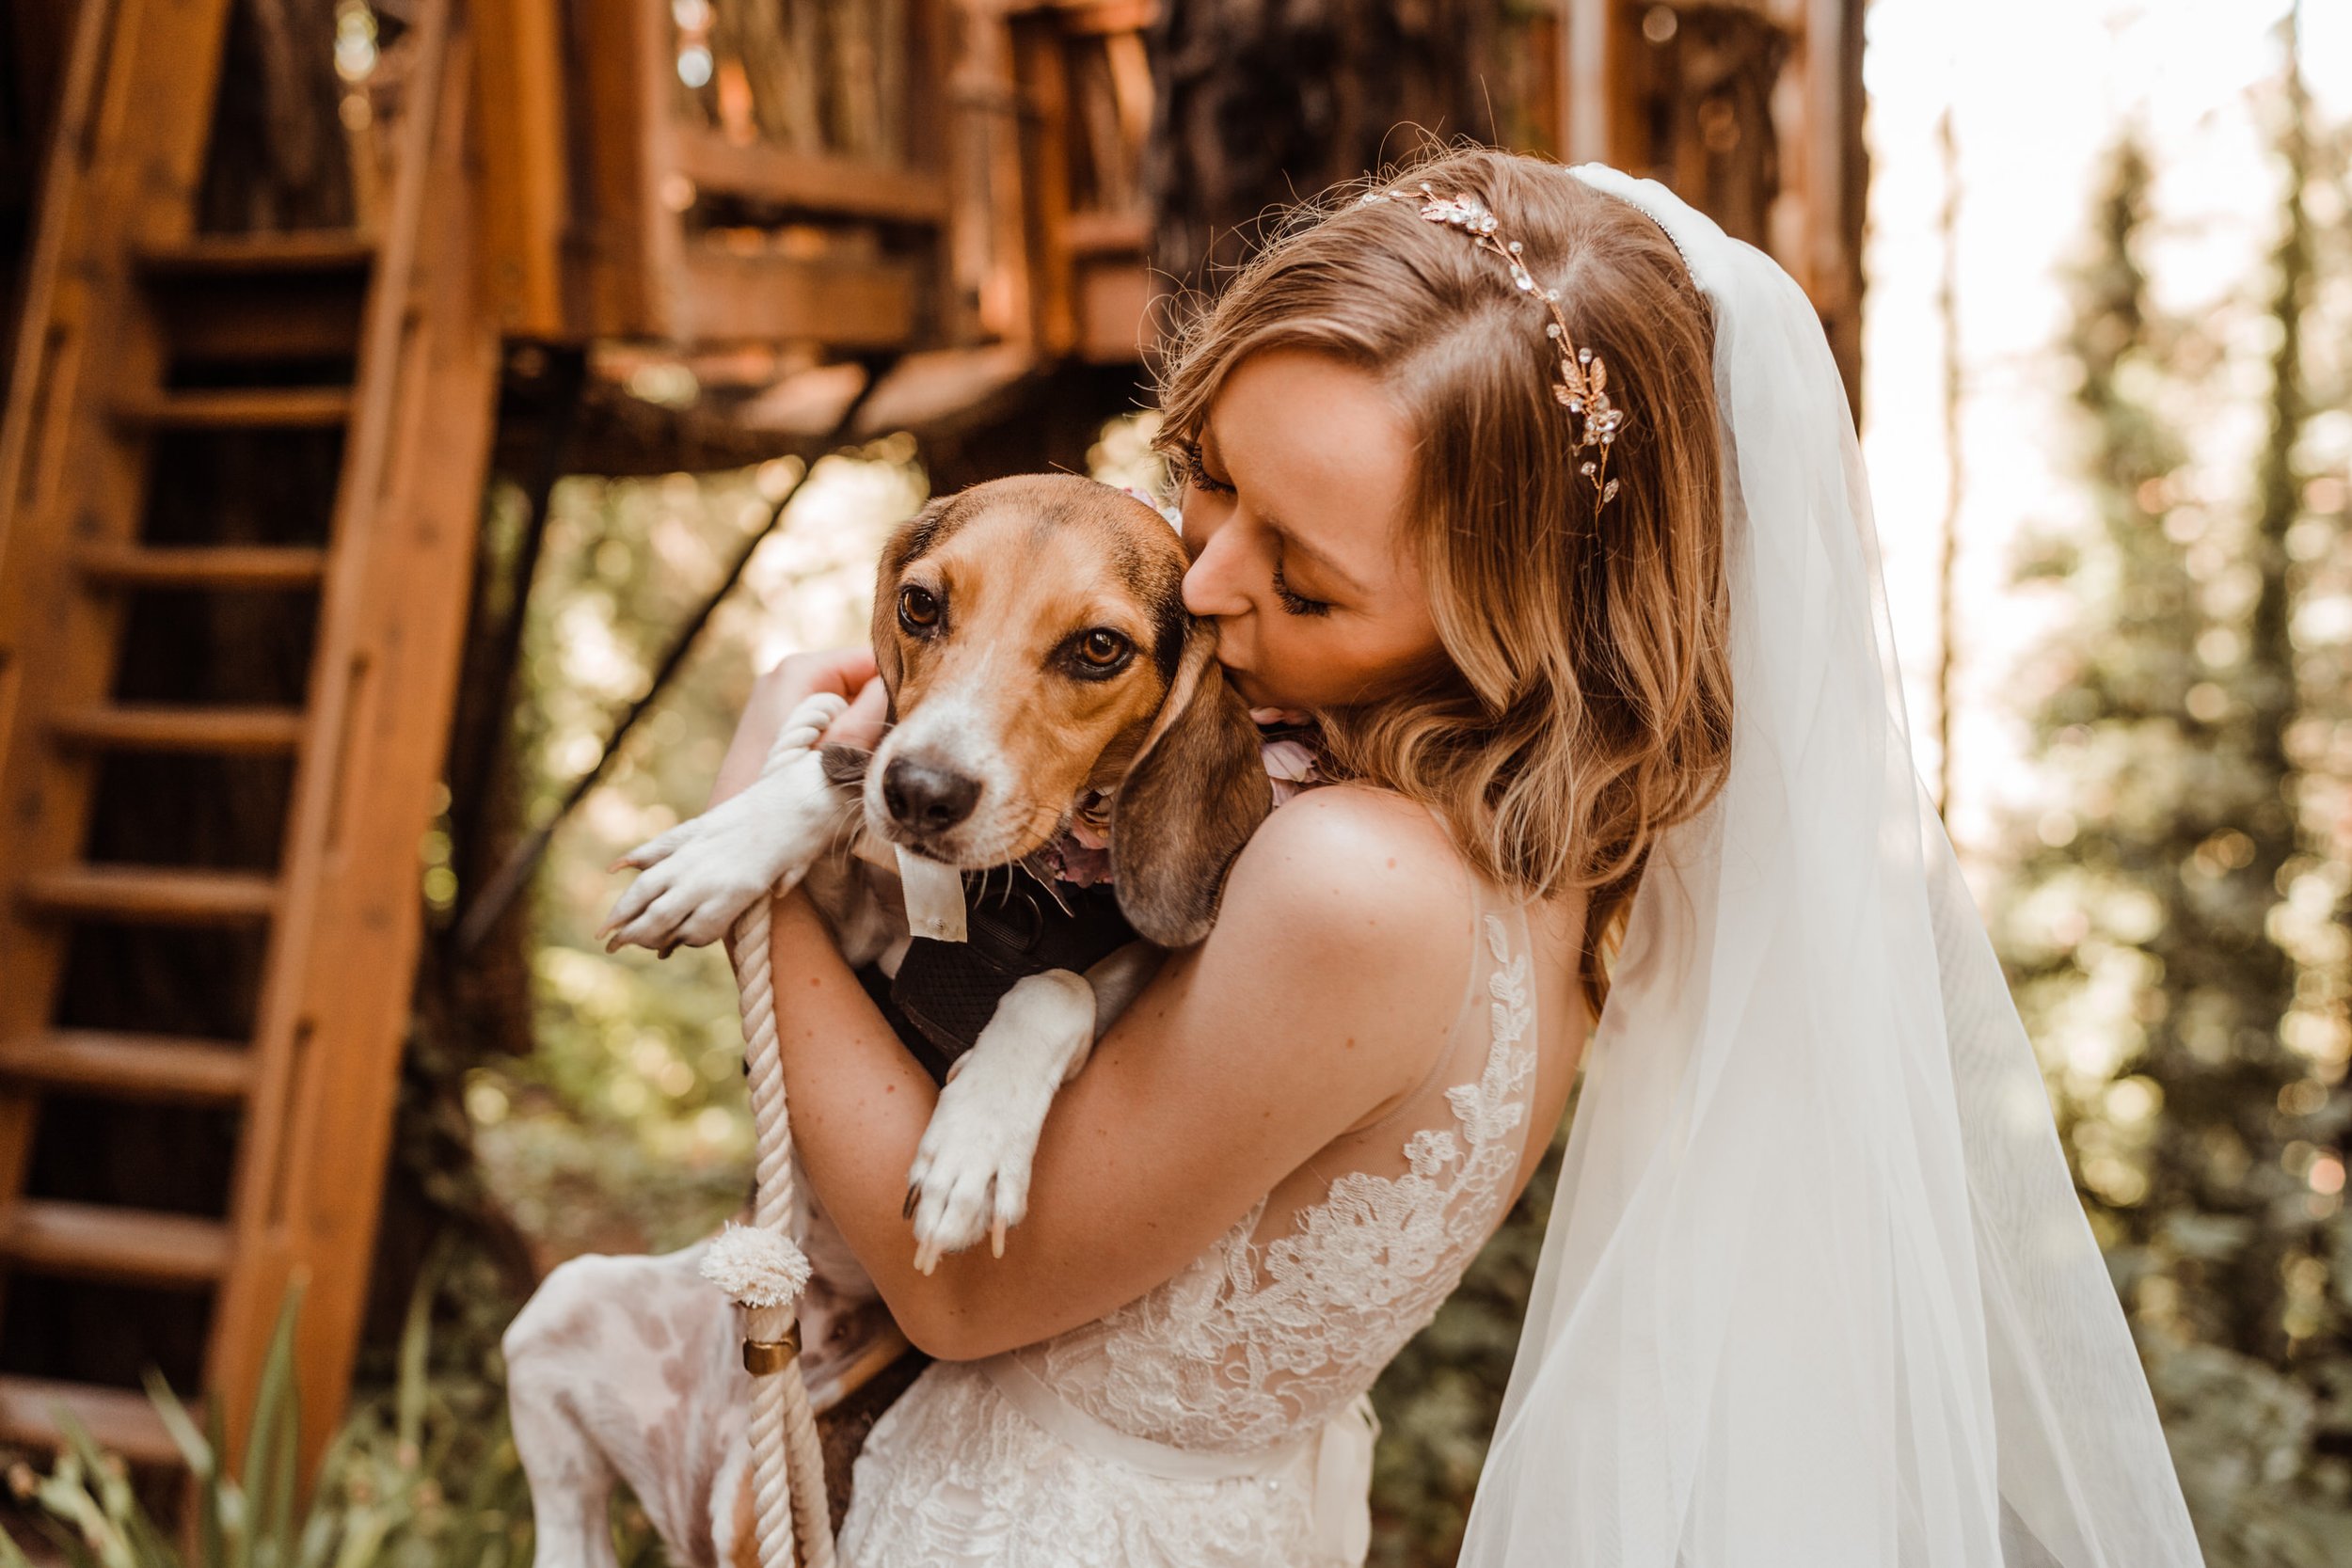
[898,584,942,632]
[1075,629,1130,669]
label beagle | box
[505,474,1273,1568]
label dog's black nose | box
[882,756,981,833]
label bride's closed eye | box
[1179,440,1234,497]
[1271,561,1331,618]
[1180,439,1332,617]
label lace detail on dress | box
[1009,911,1537,1453]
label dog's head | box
[851,474,1270,946]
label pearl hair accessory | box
[1360,182,1625,506]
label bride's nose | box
[1181,521,1255,619]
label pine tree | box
[1995,21,2351,1558]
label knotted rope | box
[700,691,849,1568]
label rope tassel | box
[703,692,850,1568]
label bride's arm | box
[769,784,1474,1362]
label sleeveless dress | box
[836,858,1543,1568]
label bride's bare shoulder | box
[1197,784,1478,1046]
[1222,784,1473,927]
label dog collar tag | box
[896,846,968,943]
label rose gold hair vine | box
[1360,182,1625,506]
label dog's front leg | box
[1082,941,1165,1045]
[598,699,855,956]
[903,971,1096,1272]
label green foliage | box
[475,443,923,1259]
[0,1267,614,1568]
[1991,30,2352,1564]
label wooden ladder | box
[0,0,498,1476]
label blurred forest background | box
[4,0,2351,1562]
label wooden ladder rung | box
[136,230,375,277]
[0,1031,253,1103]
[117,388,355,429]
[74,543,329,590]
[0,1375,183,1467]
[21,865,278,925]
[52,704,307,754]
[0,1200,232,1287]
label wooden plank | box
[74,544,329,590]
[52,705,307,754]
[0,1375,182,1466]
[672,249,918,349]
[135,233,375,277]
[0,1031,254,1103]
[21,865,278,924]
[117,388,356,430]
[0,1201,232,1287]
[671,132,950,224]
[1061,211,1148,257]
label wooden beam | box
[672,249,920,349]
[50,705,308,754]
[73,544,328,590]
[0,1201,232,1287]
[117,388,357,430]
[0,1376,182,1466]
[1012,13,1078,356]
[571,0,678,338]
[0,1031,254,1104]
[21,865,279,925]
[471,0,570,335]
[135,233,376,276]
[672,131,950,224]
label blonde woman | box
[712,149,2201,1567]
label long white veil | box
[1454,165,2206,1566]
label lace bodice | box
[838,863,1545,1567]
[1009,890,1538,1452]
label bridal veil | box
[1455,165,2206,1566]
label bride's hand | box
[823,674,889,754]
[709,645,879,809]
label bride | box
[710,149,2205,1566]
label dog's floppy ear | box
[1110,622,1273,947]
[869,496,955,717]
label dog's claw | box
[991,1217,1007,1259]
[903,1183,920,1220]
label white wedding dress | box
[837,869,1543,1567]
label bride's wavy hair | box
[1152,145,1734,1015]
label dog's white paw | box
[599,749,842,955]
[905,970,1095,1273]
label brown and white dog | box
[505,474,1273,1567]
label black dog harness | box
[856,872,1137,1086]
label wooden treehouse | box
[0,0,1864,1486]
